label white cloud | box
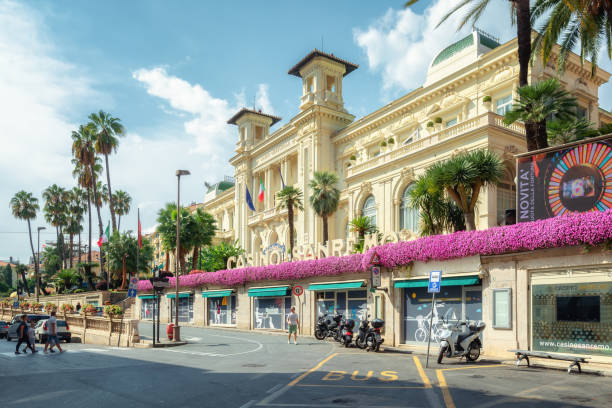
[256,83,275,114]
[353,1,513,95]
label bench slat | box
[508,350,589,363]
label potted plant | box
[60,303,75,315]
[19,301,30,311]
[483,95,492,111]
[30,302,43,311]
[44,302,57,313]
[349,154,356,161]
[427,121,434,128]
[434,117,443,131]
[388,138,395,145]
[104,304,123,319]
[0,300,9,308]
[83,304,98,315]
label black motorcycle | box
[355,317,370,349]
[341,319,355,347]
[365,318,385,352]
[314,314,343,340]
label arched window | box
[362,195,377,227]
[400,184,419,232]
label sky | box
[1,0,611,264]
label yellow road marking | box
[412,355,432,389]
[296,384,424,389]
[440,364,504,372]
[288,353,337,387]
[436,370,456,408]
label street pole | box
[36,227,45,302]
[425,293,436,368]
[174,169,190,342]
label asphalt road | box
[1,324,611,408]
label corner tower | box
[288,49,358,112]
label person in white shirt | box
[286,306,300,345]
[44,311,63,353]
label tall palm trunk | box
[118,216,121,232]
[104,152,117,232]
[87,188,92,286]
[322,215,329,245]
[463,212,476,231]
[165,252,170,272]
[288,202,295,260]
[69,233,74,268]
[91,168,106,282]
[516,0,531,88]
[535,121,548,150]
[26,219,35,297]
[192,246,199,271]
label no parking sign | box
[292,285,304,297]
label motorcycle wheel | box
[344,338,350,348]
[356,336,367,349]
[314,329,326,340]
[466,342,480,361]
[365,333,376,350]
[437,346,446,364]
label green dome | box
[431,32,500,67]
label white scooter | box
[437,320,486,364]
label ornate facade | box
[204,30,612,261]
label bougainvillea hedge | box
[138,210,612,291]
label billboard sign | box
[516,136,612,222]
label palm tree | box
[504,79,578,149]
[428,149,505,231]
[88,110,125,233]
[54,269,78,294]
[190,208,217,270]
[547,118,599,145]
[42,184,69,268]
[309,171,340,245]
[276,186,304,260]
[9,191,39,297]
[406,0,535,148]
[531,0,612,76]
[66,188,85,269]
[349,216,377,253]
[113,190,132,231]
[409,175,465,236]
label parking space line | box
[287,352,337,387]
[436,370,456,408]
[439,364,504,372]
[413,355,432,388]
[296,384,424,389]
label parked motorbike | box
[355,316,370,349]
[341,319,355,347]
[365,318,384,352]
[437,320,485,364]
[314,314,343,341]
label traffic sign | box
[428,270,442,293]
[128,288,137,298]
[369,251,381,266]
[128,277,138,298]
[371,266,381,288]
[292,285,304,297]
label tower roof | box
[288,49,358,77]
[227,108,281,126]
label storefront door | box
[208,295,236,326]
[316,290,368,328]
[254,296,292,330]
[170,295,194,323]
[140,298,158,320]
[403,285,482,344]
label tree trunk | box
[78,231,81,269]
[104,153,117,233]
[464,212,476,231]
[91,168,105,278]
[26,219,36,297]
[515,0,531,88]
[535,120,549,150]
[118,215,121,232]
[322,214,328,245]
[121,256,127,290]
[288,203,294,260]
[192,246,199,271]
[524,123,539,151]
[87,188,92,286]
[69,233,74,269]
[165,252,170,272]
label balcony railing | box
[346,112,524,178]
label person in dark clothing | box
[15,315,29,354]
[76,303,82,314]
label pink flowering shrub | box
[363,210,612,269]
[137,210,612,291]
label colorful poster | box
[516,137,612,222]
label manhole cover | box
[242,364,266,368]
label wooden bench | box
[508,349,590,374]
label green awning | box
[308,281,365,291]
[394,276,480,288]
[138,295,156,300]
[248,286,290,297]
[202,290,233,298]
[166,292,192,299]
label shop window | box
[208,295,236,326]
[496,95,513,115]
[170,295,194,323]
[400,184,419,233]
[362,195,377,227]
[532,281,612,356]
[445,118,457,127]
[140,298,158,320]
[254,296,292,330]
[492,288,512,329]
[316,290,368,328]
[374,295,384,320]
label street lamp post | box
[36,227,46,302]
[174,169,190,342]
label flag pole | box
[137,208,140,282]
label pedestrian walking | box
[22,321,37,354]
[44,311,63,353]
[287,306,300,345]
[14,315,29,354]
[76,302,81,314]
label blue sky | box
[1,0,611,263]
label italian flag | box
[258,177,265,202]
[97,222,110,247]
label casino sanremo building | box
[138,30,612,364]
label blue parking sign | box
[128,288,137,298]
[428,270,442,293]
